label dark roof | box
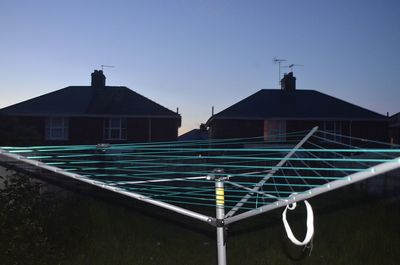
[390,112,400,127]
[391,112,400,119]
[209,89,386,122]
[178,128,209,141]
[0,86,181,119]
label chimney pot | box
[281,72,296,91]
[91,70,106,87]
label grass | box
[60,196,216,265]
[2,182,400,265]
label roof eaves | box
[207,116,388,122]
[0,113,181,119]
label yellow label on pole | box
[216,188,224,205]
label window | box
[45,117,69,140]
[264,120,286,142]
[323,121,342,142]
[104,118,127,140]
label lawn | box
[1,174,400,265]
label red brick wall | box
[389,127,400,144]
[0,116,180,146]
[349,121,388,142]
[0,116,44,146]
[209,119,388,143]
[209,119,263,139]
[288,120,388,145]
[70,117,104,144]
[150,118,179,141]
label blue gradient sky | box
[1,0,399,134]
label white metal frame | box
[0,148,213,224]
[1,126,400,265]
[226,126,318,218]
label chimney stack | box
[91,70,106,87]
[280,72,296,91]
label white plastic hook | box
[282,199,314,246]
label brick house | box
[207,72,388,143]
[178,124,208,141]
[0,70,181,145]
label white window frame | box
[104,118,127,140]
[323,121,342,142]
[264,120,286,142]
[45,117,69,140]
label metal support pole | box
[224,156,400,225]
[212,169,227,265]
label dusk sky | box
[1,0,399,134]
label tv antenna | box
[273,57,287,85]
[101,65,115,71]
[282,63,304,72]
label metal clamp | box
[206,168,229,181]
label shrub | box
[0,172,62,265]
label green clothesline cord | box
[118,182,299,196]
[121,184,297,200]
[32,153,390,175]
[32,154,396,164]
[4,144,400,154]
[314,129,400,148]
[125,194,281,211]
[2,128,398,158]
[81,173,323,188]
[103,174,342,184]
[0,133,307,154]
[59,170,355,183]
[80,168,345,180]
[26,148,282,158]
[130,189,298,201]
[81,171,325,189]
[53,161,368,173]
[2,128,399,213]
[12,147,282,159]
[109,180,291,193]
[125,190,271,210]
[0,129,310,151]
[63,165,364,179]
[138,191,266,205]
